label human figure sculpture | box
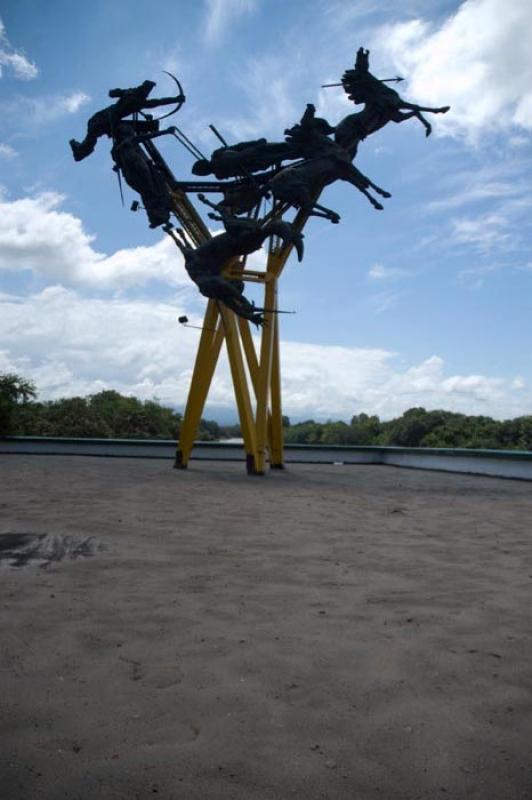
[191,105,336,181]
[191,138,294,179]
[335,47,450,154]
[110,120,175,228]
[69,79,185,161]
[175,197,304,325]
[283,103,336,156]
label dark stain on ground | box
[0,533,100,568]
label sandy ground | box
[1,455,531,800]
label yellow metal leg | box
[175,300,224,468]
[269,312,284,468]
[254,277,277,473]
[173,201,314,475]
[238,317,260,388]
[239,317,277,459]
[219,305,260,474]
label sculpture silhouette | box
[268,144,391,222]
[111,120,175,228]
[176,198,303,325]
[69,79,184,161]
[335,47,450,155]
[192,105,336,180]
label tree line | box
[1,373,531,450]
[283,410,532,450]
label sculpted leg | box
[69,111,110,161]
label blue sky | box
[1,0,531,421]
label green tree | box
[0,373,37,436]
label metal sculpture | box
[69,50,449,474]
[333,47,450,154]
[110,119,176,228]
[69,77,185,161]
[267,145,391,221]
[174,195,303,326]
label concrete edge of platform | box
[2,437,532,481]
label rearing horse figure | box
[335,47,450,156]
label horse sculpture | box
[267,144,391,222]
[335,47,450,156]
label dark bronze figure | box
[175,197,304,325]
[283,103,336,155]
[111,120,175,228]
[335,47,450,154]
[69,79,185,161]
[268,143,391,222]
[191,105,336,181]
[192,138,296,180]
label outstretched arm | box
[143,95,185,108]
[133,127,179,144]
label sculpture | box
[174,195,304,326]
[68,50,451,474]
[110,120,176,228]
[69,77,185,161]
[191,104,336,181]
[335,47,450,154]
[267,144,391,222]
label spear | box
[321,76,404,88]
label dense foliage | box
[1,374,531,450]
[283,409,532,451]
[0,373,37,437]
[1,379,223,441]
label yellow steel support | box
[172,187,315,474]
[254,276,277,473]
[175,300,224,468]
[218,304,259,473]
[269,312,284,468]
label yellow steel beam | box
[269,311,284,468]
[238,317,274,453]
[175,300,224,467]
[219,304,260,474]
[172,185,317,474]
[254,276,277,473]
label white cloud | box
[0,289,528,420]
[451,213,515,252]
[23,91,91,124]
[375,0,532,140]
[368,290,402,315]
[0,91,91,134]
[0,143,17,158]
[367,262,411,280]
[429,180,524,212]
[0,17,38,80]
[0,191,190,290]
[0,288,202,402]
[203,0,258,44]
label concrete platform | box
[1,456,531,800]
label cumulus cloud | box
[0,17,37,80]
[0,288,529,420]
[203,0,258,44]
[375,0,532,140]
[0,192,190,289]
